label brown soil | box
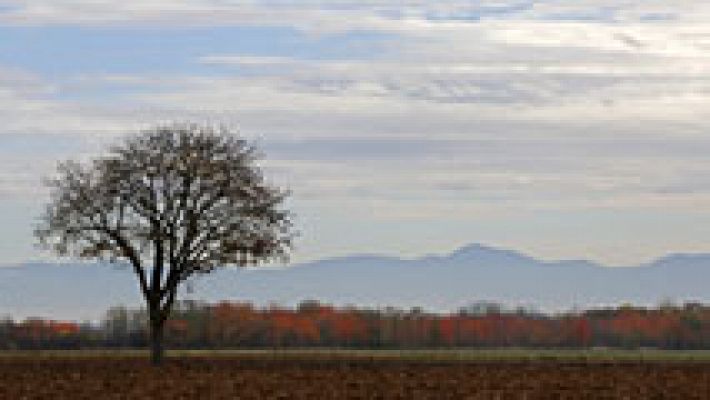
[1,357,709,399]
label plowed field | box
[1,356,709,399]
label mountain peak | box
[450,242,497,255]
[447,243,535,264]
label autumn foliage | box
[3,301,710,350]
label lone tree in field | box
[36,124,293,364]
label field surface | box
[2,350,710,399]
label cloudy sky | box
[2,1,710,267]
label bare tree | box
[35,124,293,364]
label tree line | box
[3,300,710,350]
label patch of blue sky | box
[0,25,395,79]
[472,1,536,18]
[537,7,620,22]
[54,79,158,105]
[0,25,395,103]
[422,1,535,21]
[638,13,677,22]
[0,3,17,13]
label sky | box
[2,1,710,267]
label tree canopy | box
[35,123,294,363]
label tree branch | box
[105,228,149,297]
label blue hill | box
[2,243,709,321]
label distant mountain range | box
[2,243,710,321]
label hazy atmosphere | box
[3,1,710,269]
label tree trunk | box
[149,311,165,366]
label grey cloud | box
[263,137,710,163]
